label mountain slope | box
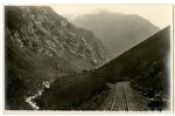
[36,26,170,110]
[5,6,111,110]
[96,26,170,109]
[72,11,160,57]
[97,26,170,81]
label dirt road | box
[99,82,149,111]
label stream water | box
[25,80,53,110]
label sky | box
[50,4,173,29]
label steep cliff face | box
[72,12,160,57]
[5,6,111,110]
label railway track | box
[99,82,148,111]
[110,87,119,110]
[110,83,129,111]
[123,87,129,111]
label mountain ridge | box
[72,12,160,57]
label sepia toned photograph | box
[5,4,173,111]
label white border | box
[0,0,174,116]
[1,0,175,4]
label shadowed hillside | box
[96,26,170,110]
[97,26,170,83]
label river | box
[25,80,53,110]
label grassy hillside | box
[35,70,108,110]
